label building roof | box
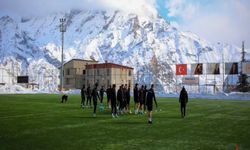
[65,59,98,64]
[86,63,133,70]
[59,59,98,69]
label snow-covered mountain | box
[0,9,248,93]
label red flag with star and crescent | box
[176,64,187,75]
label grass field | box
[0,94,250,150]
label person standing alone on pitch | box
[80,85,86,109]
[146,84,157,124]
[179,86,188,118]
[92,83,100,117]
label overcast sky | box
[0,0,249,49]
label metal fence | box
[0,65,246,94]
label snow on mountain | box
[0,9,248,93]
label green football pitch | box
[0,94,250,150]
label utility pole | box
[60,18,66,91]
[242,41,246,62]
[241,41,246,75]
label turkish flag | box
[176,64,187,75]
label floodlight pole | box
[222,44,225,92]
[241,41,246,73]
[60,18,66,91]
[197,49,202,93]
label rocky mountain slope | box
[0,9,247,92]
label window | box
[128,80,131,86]
[66,78,70,84]
[106,69,110,76]
[97,69,100,76]
[129,70,132,76]
[107,80,110,86]
[83,70,86,75]
[66,69,70,75]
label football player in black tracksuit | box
[122,84,127,113]
[99,86,105,104]
[146,84,157,124]
[117,85,123,114]
[138,85,144,114]
[99,86,105,111]
[111,84,118,118]
[179,86,188,118]
[92,84,100,117]
[126,85,131,113]
[106,85,112,109]
[133,83,139,114]
[86,85,92,108]
[80,85,86,109]
[143,85,147,112]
